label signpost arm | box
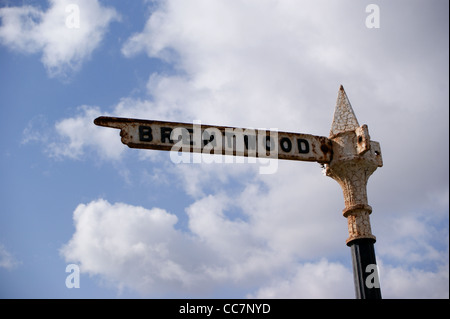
[325,86,383,299]
[93,85,383,299]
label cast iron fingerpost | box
[324,85,383,299]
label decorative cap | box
[329,85,360,138]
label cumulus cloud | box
[21,108,128,161]
[61,199,206,295]
[46,106,125,160]
[379,261,449,299]
[0,0,120,77]
[377,212,448,266]
[60,198,287,296]
[60,193,448,298]
[121,0,336,131]
[61,195,356,297]
[250,259,450,299]
[249,259,354,299]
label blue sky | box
[0,0,448,299]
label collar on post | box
[325,85,383,245]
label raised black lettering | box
[186,128,194,145]
[280,137,292,152]
[244,135,256,150]
[139,126,152,142]
[297,138,310,154]
[160,127,173,144]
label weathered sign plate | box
[94,116,333,163]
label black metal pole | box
[348,238,382,299]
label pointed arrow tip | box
[93,116,123,128]
[94,116,108,126]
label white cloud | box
[379,261,449,299]
[61,199,207,295]
[122,0,329,130]
[61,198,289,296]
[61,192,359,298]
[60,195,449,298]
[0,0,120,77]
[47,106,125,160]
[249,259,354,299]
[250,259,450,299]
[0,243,21,270]
[377,212,448,265]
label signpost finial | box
[330,85,360,138]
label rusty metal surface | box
[94,116,333,163]
[324,86,382,245]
